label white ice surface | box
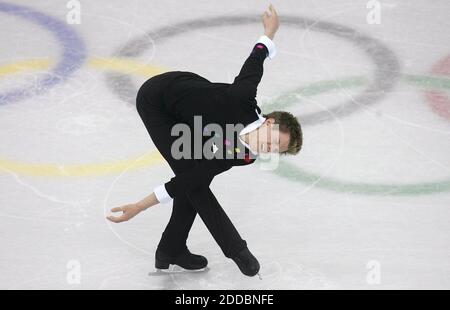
[0,0,449,289]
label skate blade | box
[148,266,210,276]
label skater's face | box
[252,118,290,154]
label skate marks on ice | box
[163,255,334,289]
[148,266,211,277]
[97,255,173,290]
[163,259,280,289]
[276,262,335,289]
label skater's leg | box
[156,183,248,259]
[185,186,248,258]
[156,192,196,257]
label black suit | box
[136,38,272,258]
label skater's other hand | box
[262,4,279,40]
[106,204,142,223]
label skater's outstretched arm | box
[228,4,279,102]
[106,159,233,223]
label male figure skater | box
[107,4,302,277]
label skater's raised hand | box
[262,4,279,40]
[107,204,142,223]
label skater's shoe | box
[155,248,208,270]
[231,247,260,277]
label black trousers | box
[136,72,247,259]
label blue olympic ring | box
[0,2,86,105]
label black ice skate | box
[231,247,261,277]
[155,248,208,271]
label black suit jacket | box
[161,41,271,198]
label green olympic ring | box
[263,74,450,196]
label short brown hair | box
[262,111,302,155]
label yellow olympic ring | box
[0,58,170,177]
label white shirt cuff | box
[256,35,277,59]
[154,184,173,204]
